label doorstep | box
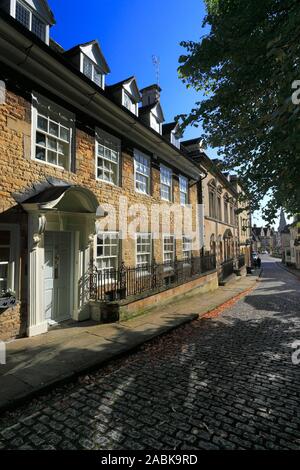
[0,273,259,414]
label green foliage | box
[178,0,300,222]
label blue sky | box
[48,0,281,227]
[49,0,211,144]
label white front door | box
[44,231,72,323]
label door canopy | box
[21,185,105,216]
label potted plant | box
[0,289,16,309]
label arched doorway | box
[223,229,233,260]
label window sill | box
[135,189,151,197]
[32,158,69,172]
[96,178,119,187]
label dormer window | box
[150,113,161,134]
[107,77,140,116]
[82,55,104,88]
[15,1,46,41]
[123,91,137,114]
[64,40,110,90]
[171,131,181,149]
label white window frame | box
[163,234,175,266]
[179,175,188,206]
[82,54,104,88]
[95,232,119,278]
[14,0,48,43]
[0,224,19,298]
[134,150,151,195]
[31,94,74,171]
[95,128,121,186]
[171,131,181,149]
[122,90,138,115]
[150,113,161,134]
[160,165,173,202]
[182,236,192,264]
[136,233,152,270]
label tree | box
[178,0,300,222]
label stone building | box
[252,226,275,254]
[0,0,252,341]
[0,0,221,340]
[181,139,251,279]
[282,215,300,269]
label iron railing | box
[220,258,234,281]
[238,254,246,269]
[89,255,216,302]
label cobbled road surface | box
[1,257,300,450]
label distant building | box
[252,226,275,254]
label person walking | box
[257,256,261,269]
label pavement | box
[1,256,300,450]
[0,271,259,414]
[277,262,300,280]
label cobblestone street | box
[0,257,300,450]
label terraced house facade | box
[181,139,252,281]
[0,0,249,341]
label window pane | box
[47,151,57,165]
[83,56,93,80]
[37,115,47,132]
[60,126,69,142]
[36,132,46,147]
[94,70,102,87]
[0,279,7,295]
[31,14,46,41]
[49,121,59,137]
[96,233,119,274]
[0,231,10,245]
[16,2,30,28]
[0,247,9,262]
[36,147,46,161]
[96,133,120,185]
[35,100,72,170]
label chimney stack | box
[140,84,161,107]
